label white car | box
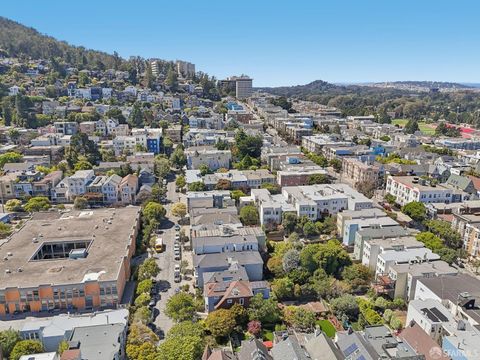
[174,264,180,272]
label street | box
[152,176,192,338]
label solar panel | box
[430,307,449,322]
[344,343,359,357]
[357,355,366,360]
[421,308,439,322]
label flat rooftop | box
[390,176,451,191]
[0,207,140,289]
[390,260,457,276]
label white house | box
[66,170,95,200]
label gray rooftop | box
[69,323,125,360]
[0,207,140,289]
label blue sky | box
[2,0,480,86]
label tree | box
[384,194,396,205]
[234,129,263,159]
[390,316,403,330]
[205,309,236,338]
[356,180,376,198]
[283,306,316,332]
[341,264,372,292]
[329,158,342,172]
[282,213,298,235]
[0,328,21,358]
[24,197,50,212]
[143,201,166,224]
[137,258,160,281]
[404,119,419,134]
[267,256,284,278]
[135,293,151,308]
[154,156,171,179]
[57,340,69,355]
[260,182,281,194]
[7,128,20,144]
[175,175,186,189]
[132,306,151,324]
[73,158,93,171]
[188,181,206,192]
[10,340,44,360]
[401,201,426,222]
[247,320,262,337]
[0,223,11,238]
[126,323,159,359]
[248,293,282,325]
[239,205,259,226]
[167,321,204,339]
[282,249,300,273]
[416,232,443,251]
[170,147,186,168]
[171,202,187,219]
[165,69,178,91]
[379,135,391,142]
[272,277,295,300]
[5,199,22,212]
[215,179,231,190]
[136,279,153,295]
[74,196,88,210]
[0,151,22,169]
[165,292,196,322]
[157,335,204,360]
[310,240,351,276]
[198,164,210,176]
[126,342,158,360]
[230,189,246,202]
[303,221,318,238]
[308,174,331,185]
[330,294,359,320]
[65,133,101,166]
[128,102,144,128]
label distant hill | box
[0,16,124,70]
[367,81,473,90]
[256,80,344,97]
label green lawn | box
[316,319,336,338]
[392,118,436,135]
[392,118,408,127]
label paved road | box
[152,176,190,338]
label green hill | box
[0,16,123,70]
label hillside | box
[0,16,124,70]
[256,80,343,97]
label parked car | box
[174,251,181,260]
[174,272,181,283]
[174,264,180,273]
[175,224,181,231]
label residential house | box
[119,174,138,204]
[65,170,95,200]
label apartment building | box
[341,157,383,189]
[385,175,454,206]
[176,60,195,77]
[375,247,440,277]
[385,260,456,300]
[342,216,399,246]
[185,147,231,171]
[119,174,138,205]
[301,134,351,154]
[0,207,141,316]
[361,236,423,270]
[336,208,388,237]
